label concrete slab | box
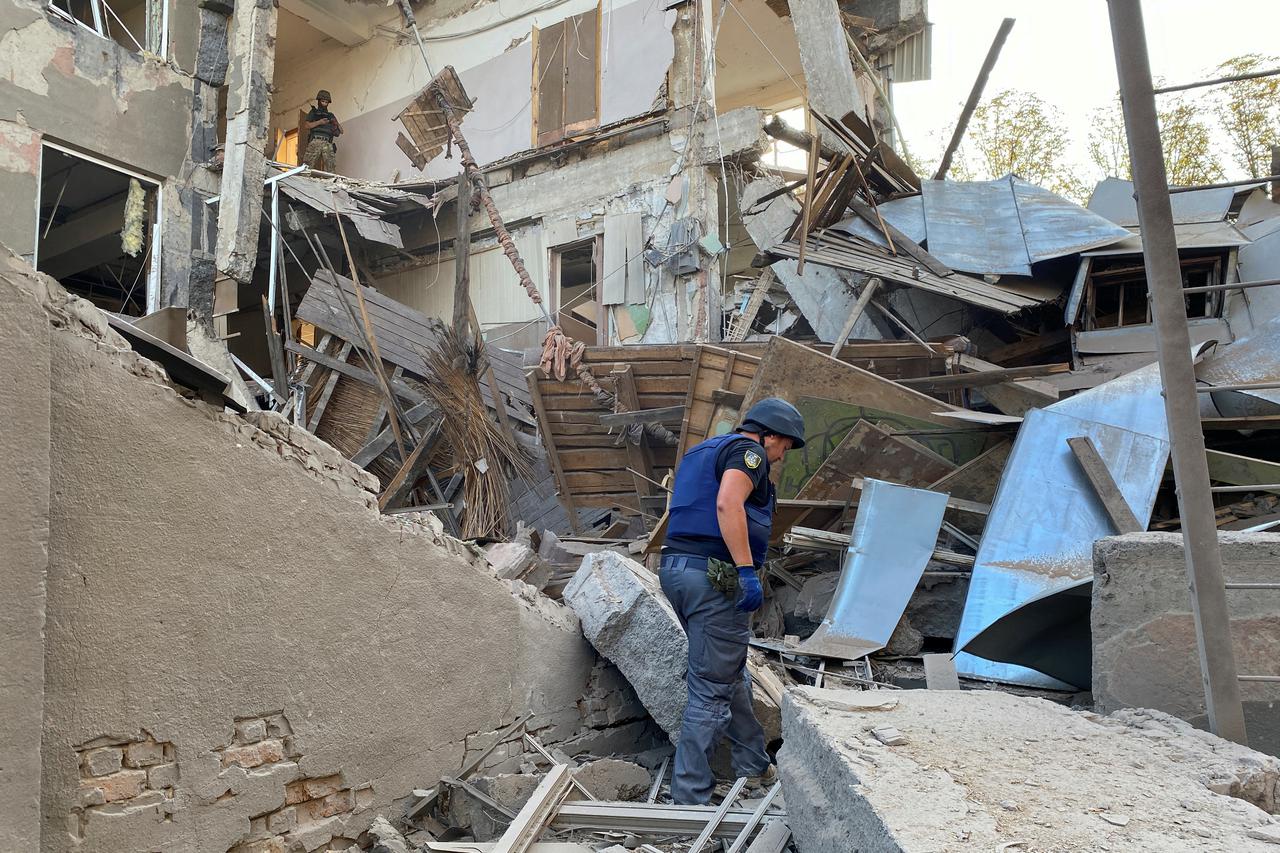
[1093,532,1280,756]
[780,687,1280,853]
[564,553,688,740]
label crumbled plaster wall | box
[0,249,653,853]
[0,0,224,312]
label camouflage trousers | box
[302,137,335,172]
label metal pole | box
[268,181,280,314]
[1168,174,1280,193]
[1106,0,1248,744]
[1153,66,1280,95]
[933,18,1016,181]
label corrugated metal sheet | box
[833,195,927,247]
[891,25,932,83]
[1087,177,1237,227]
[1011,178,1133,263]
[953,408,1169,688]
[796,479,948,659]
[923,178,1032,276]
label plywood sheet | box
[794,419,956,501]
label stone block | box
[366,815,410,853]
[318,788,355,817]
[124,740,165,768]
[572,758,650,801]
[147,762,178,789]
[1093,533,1280,756]
[98,770,148,803]
[780,687,1280,853]
[302,775,344,801]
[235,718,267,744]
[267,805,297,834]
[83,747,124,777]
[563,552,688,740]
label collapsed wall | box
[0,251,650,853]
[1093,532,1280,756]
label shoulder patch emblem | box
[744,450,762,469]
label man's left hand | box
[735,566,763,612]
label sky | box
[891,0,1280,184]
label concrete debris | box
[571,758,652,802]
[364,815,411,853]
[781,687,1280,853]
[563,552,689,741]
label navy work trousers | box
[659,554,771,805]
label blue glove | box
[736,566,763,612]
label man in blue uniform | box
[659,398,806,805]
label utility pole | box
[1106,0,1248,744]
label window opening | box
[37,145,161,317]
[553,238,602,344]
[48,0,164,55]
[1084,254,1224,330]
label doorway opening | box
[37,144,161,317]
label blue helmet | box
[739,397,805,448]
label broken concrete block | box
[486,541,549,583]
[781,687,1280,853]
[564,552,688,741]
[573,758,650,801]
[365,815,411,853]
[476,772,541,813]
[1093,532,1280,756]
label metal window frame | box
[46,0,166,58]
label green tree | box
[1211,53,1280,178]
[965,89,1085,200]
[1087,95,1224,186]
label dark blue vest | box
[667,434,774,566]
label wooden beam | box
[306,341,353,432]
[454,169,474,337]
[1066,436,1143,534]
[378,419,443,511]
[795,131,821,275]
[612,365,655,505]
[261,295,289,400]
[829,277,881,359]
[898,362,1071,391]
[286,340,426,405]
[352,401,437,467]
[527,370,581,533]
[597,405,686,428]
[491,763,574,853]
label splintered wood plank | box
[794,419,956,501]
[1067,435,1143,534]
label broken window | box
[553,238,604,345]
[37,144,161,317]
[1083,254,1224,330]
[532,6,601,147]
[47,0,167,55]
